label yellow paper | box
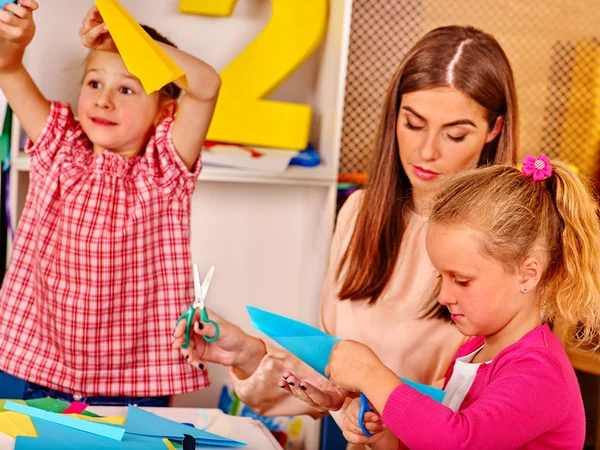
[95,0,188,94]
[64,413,126,425]
[0,411,37,439]
[163,438,178,450]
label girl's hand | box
[342,397,397,448]
[326,340,385,392]
[279,370,350,412]
[79,6,117,52]
[0,0,38,71]
[173,308,266,376]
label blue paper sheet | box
[125,406,247,447]
[15,418,165,450]
[5,401,125,441]
[246,305,446,403]
[0,0,17,8]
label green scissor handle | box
[176,305,196,349]
[200,307,220,343]
[176,305,220,348]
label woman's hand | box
[79,6,117,52]
[279,370,350,412]
[0,0,38,71]
[173,308,266,377]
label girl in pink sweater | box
[325,156,598,449]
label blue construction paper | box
[0,0,17,8]
[15,418,165,450]
[5,401,125,441]
[125,406,247,447]
[246,305,446,402]
[247,305,340,377]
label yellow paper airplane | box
[95,0,188,95]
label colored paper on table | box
[24,397,70,413]
[246,306,446,403]
[0,411,37,439]
[64,413,126,425]
[0,399,26,413]
[62,401,88,415]
[23,397,99,418]
[125,406,247,447]
[4,401,125,441]
[95,0,188,94]
[14,418,166,450]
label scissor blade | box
[201,266,215,300]
[193,264,204,308]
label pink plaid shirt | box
[0,101,209,396]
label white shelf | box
[11,151,336,187]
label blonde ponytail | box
[544,163,600,347]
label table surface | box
[0,406,284,449]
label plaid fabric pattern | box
[0,101,208,396]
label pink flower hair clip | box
[522,154,553,181]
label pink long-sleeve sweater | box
[382,324,585,449]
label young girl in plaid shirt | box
[0,1,220,405]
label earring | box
[522,287,528,293]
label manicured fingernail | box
[282,375,288,380]
[288,382,294,386]
[198,322,204,330]
[185,355,189,360]
[199,363,205,370]
[279,384,285,388]
[300,385,307,391]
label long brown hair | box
[338,25,519,305]
[427,161,600,347]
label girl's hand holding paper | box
[79,6,117,52]
[326,340,390,393]
[0,0,38,69]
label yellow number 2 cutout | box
[180,0,328,150]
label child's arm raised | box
[80,6,220,171]
[158,42,221,171]
[0,0,50,143]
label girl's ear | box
[518,256,543,294]
[154,98,178,126]
[485,116,504,144]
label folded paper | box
[246,305,446,402]
[125,406,247,447]
[95,0,188,94]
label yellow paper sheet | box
[63,413,126,425]
[95,0,188,94]
[0,411,37,439]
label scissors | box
[358,393,375,437]
[176,264,220,349]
